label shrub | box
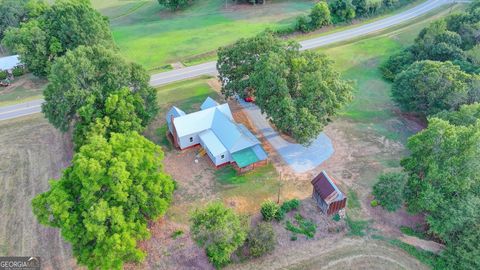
[309,1,332,29]
[370,199,378,207]
[329,0,356,23]
[0,70,7,80]
[285,213,317,239]
[171,230,184,239]
[273,199,300,221]
[260,200,279,221]
[12,66,24,77]
[332,213,341,222]
[296,15,312,33]
[190,202,247,268]
[246,222,276,258]
[372,172,407,211]
[290,235,297,241]
[280,199,300,212]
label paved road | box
[0,0,453,121]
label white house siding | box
[178,133,200,149]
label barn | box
[311,171,347,215]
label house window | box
[221,154,225,159]
[189,137,193,143]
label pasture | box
[92,0,314,70]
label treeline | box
[382,3,480,117]
[371,2,480,269]
[2,1,174,269]
[293,0,414,34]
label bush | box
[190,202,247,268]
[309,1,332,29]
[12,66,24,77]
[372,172,406,211]
[246,222,276,258]
[332,213,341,222]
[285,213,317,239]
[296,15,312,33]
[171,230,184,239]
[370,199,378,207]
[274,198,300,221]
[280,199,300,212]
[0,70,7,80]
[329,0,356,23]
[260,200,279,221]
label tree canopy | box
[42,45,158,134]
[2,0,113,76]
[251,49,353,145]
[73,88,145,148]
[32,131,175,269]
[372,172,406,212]
[217,31,298,98]
[382,2,480,81]
[391,60,480,116]
[401,114,480,269]
[190,202,247,268]
[157,0,195,11]
[0,0,45,39]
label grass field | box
[92,0,313,70]
[0,74,47,106]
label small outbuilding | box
[311,171,347,215]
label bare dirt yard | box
[0,114,76,270]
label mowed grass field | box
[0,115,76,269]
[92,0,313,70]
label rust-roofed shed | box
[311,171,347,215]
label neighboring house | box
[0,55,21,72]
[311,171,347,215]
[166,97,268,172]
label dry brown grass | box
[0,114,77,269]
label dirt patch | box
[0,115,77,270]
[399,235,445,254]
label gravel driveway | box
[239,100,333,173]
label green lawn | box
[0,74,47,106]
[92,0,313,70]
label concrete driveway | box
[239,100,333,173]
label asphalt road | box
[0,0,453,121]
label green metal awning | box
[231,148,260,168]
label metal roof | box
[311,171,344,203]
[0,55,20,71]
[200,96,219,110]
[199,129,227,156]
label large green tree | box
[42,45,158,133]
[32,131,175,269]
[391,60,480,116]
[401,116,480,269]
[435,103,480,126]
[190,202,247,268]
[217,31,298,98]
[2,0,112,76]
[251,49,353,145]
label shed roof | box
[0,55,20,71]
[311,171,344,204]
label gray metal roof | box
[0,55,20,71]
